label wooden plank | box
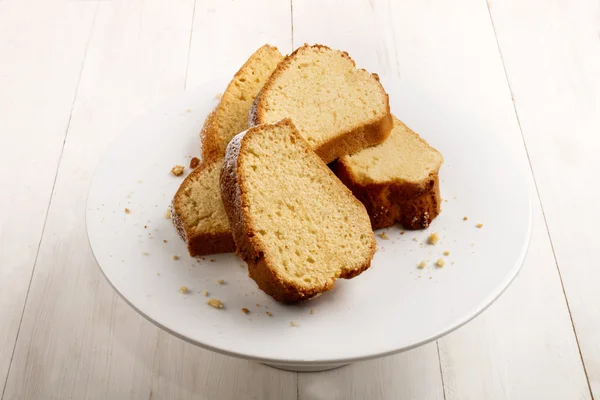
[291,1,444,398]
[487,0,600,396]
[379,0,591,398]
[2,1,296,399]
[0,0,97,395]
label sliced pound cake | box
[249,44,393,164]
[201,45,284,162]
[172,45,282,257]
[332,116,443,230]
[171,159,235,256]
[221,119,376,303]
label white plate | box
[86,76,532,370]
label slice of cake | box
[249,44,393,164]
[332,116,443,230]
[171,159,234,257]
[220,119,376,303]
[172,45,283,256]
[201,45,284,162]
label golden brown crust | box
[314,110,392,163]
[332,159,441,230]
[249,44,392,164]
[220,120,375,303]
[185,228,235,257]
[199,109,219,163]
[171,162,235,257]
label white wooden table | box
[1,0,598,398]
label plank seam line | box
[436,341,448,400]
[290,0,295,50]
[0,4,100,400]
[387,1,401,80]
[485,2,595,398]
[184,0,198,90]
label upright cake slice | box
[249,44,393,163]
[221,119,376,303]
[332,116,443,230]
[172,45,282,256]
[201,44,284,162]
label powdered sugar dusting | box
[248,94,261,127]
[170,200,188,242]
[223,129,248,179]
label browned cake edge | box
[331,160,442,230]
[199,108,218,165]
[220,119,375,303]
[171,162,235,257]
[249,44,392,164]
[314,110,393,164]
[201,45,282,162]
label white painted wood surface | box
[0,0,598,399]
[488,0,600,397]
[0,0,97,395]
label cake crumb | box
[265,311,272,317]
[428,232,439,245]
[207,298,224,309]
[310,309,316,315]
[210,259,215,262]
[156,272,160,276]
[290,321,297,327]
[256,303,261,308]
[417,261,427,269]
[143,252,149,256]
[216,279,225,285]
[443,251,450,256]
[463,216,468,221]
[241,308,250,314]
[171,165,184,176]
[124,208,131,214]
[203,290,209,297]
[400,231,405,235]
[476,223,483,228]
[378,232,389,240]
[163,239,167,243]
[186,108,191,113]
[179,286,188,294]
[164,209,171,219]
[215,93,222,99]
[144,225,147,229]
[436,258,445,268]
[173,255,179,261]
[412,237,418,242]
[190,157,200,169]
